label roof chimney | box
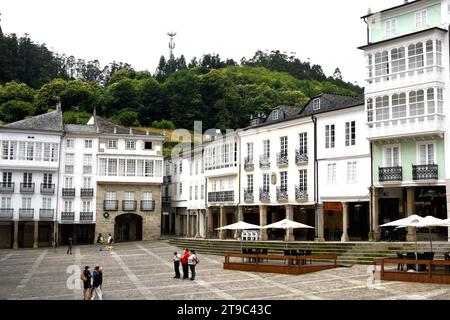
[129,128,133,134]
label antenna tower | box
[167,31,177,57]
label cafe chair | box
[305,250,312,264]
[406,252,416,271]
[396,253,405,271]
[283,249,291,264]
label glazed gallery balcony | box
[208,191,234,203]
[379,166,403,182]
[412,164,438,181]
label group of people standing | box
[81,265,104,300]
[173,249,198,280]
[96,233,114,251]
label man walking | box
[96,233,104,251]
[91,266,103,300]
[67,237,73,255]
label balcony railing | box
[0,208,13,219]
[259,155,270,169]
[379,166,403,182]
[259,188,270,202]
[103,200,118,211]
[40,209,54,220]
[295,186,308,201]
[80,188,94,197]
[413,164,438,181]
[0,182,14,193]
[141,200,155,211]
[295,150,308,164]
[19,208,34,219]
[61,211,75,221]
[20,183,35,193]
[122,200,137,211]
[40,183,55,195]
[244,157,254,171]
[276,187,289,201]
[80,212,93,221]
[208,191,234,203]
[277,153,289,167]
[244,188,254,202]
[62,188,76,197]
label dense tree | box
[0,100,35,123]
[151,119,176,130]
[0,81,34,104]
[63,110,92,124]
[111,109,140,126]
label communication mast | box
[167,31,177,57]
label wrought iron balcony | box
[141,200,155,211]
[61,211,74,221]
[276,187,289,201]
[413,164,438,181]
[379,166,403,182]
[295,186,308,201]
[295,149,308,164]
[80,188,94,197]
[103,200,118,211]
[277,152,289,167]
[122,200,137,211]
[259,155,270,169]
[20,183,35,194]
[259,187,270,202]
[40,183,55,195]
[80,212,93,221]
[0,208,13,219]
[208,191,234,203]
[19,208,34,219]
[39,209,54,220]
[244,188,254,202]
[244,157,254,171]
[0,182,14,193]
[62,188,76,197]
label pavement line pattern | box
[109,250,156,300]
[0,253,12,262]
[74,247,82,300]
[9,249,48,300]
[135,243,235,300]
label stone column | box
[341,202,349,242]
[13,221,19,249]
[238,206,244,221]
[285,205,294,241]
[406,187,416,242]
[314,204,324,242]
[186,210,191,237]
[370,187,380,241]
[219,206,226,239]
[259,205,268,240]
[33,221,39,248]
[206,207,213,239]
[195,210,199,237]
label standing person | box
[172,251,181,278]
[67,237,73,255]
[96,233,104,251]
[91,266,103,300]
[181,248,190,280]
[107,234,114,251]
[188,249,198,281]
[81,266,92,300]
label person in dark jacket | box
[82,266,92,300]
[67,237,73,255]
[181,248,190,279]
[91,265,103,300]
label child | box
[173,251,181,278]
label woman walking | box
[81,266,92,300]
[188,249,198,281]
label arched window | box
[392,93,406,119]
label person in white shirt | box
[187,249,198,280]
[172,251,181,278]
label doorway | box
[114,214,143,242]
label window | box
[1,197,11,209]
[272,110,279,120]
[84,140,93,149]
[64,201,73,212]
[415,10,427,28]
[83,177,92,188]
[374,51,389,81]
[325,125,335,149]
[327,163,337,184]
[195,162,199,175]
[437,88,444,114]
[2,172,12,185]
[212,180,217,192]
[436,40,442,66]
[155,160,162,177]
[143,192,153,200]
[418,143,435,165]
[408,43,424,70]
[375,96,390,121]
[65,153,74,173]
[42,198,52,209]
[144,160,154,177]
[299,133,307,154]
[200,184,205,200]
[66,139,74,149]
[107,159,118,176]
[390,47,406,79]
[228,178,233,190]
[280,172,287,191]
[107,140,117,149]
[392,93,407,119]
[347,162,357,184]
[366,54,373,82]
[409,90,425,117]
[173,162,177,175]
[23,173,32,185]
[118,159,126,176]
[280,136,288,156]
[262,174,270,192]
[345,121,356,146]
[189,185,193,200]
[64,176,73,188]
[144,141,153,150]
[22,197,32,209]
[125,140,135,150]
[426,40,433,66]
[384,146,400,167]
[190,162,193,176]
[43,174,52,186]
[385,19,396,36]
[26,142,34,160]
[127,159,136,176]
[106,192,116,200]
[247,142,254,161]
[263,140,270,158]
[125,192,134,201]
[1,141,17,160]
[298,170,307,191]
[247,175,253,192]
[194,185,198,200]
[82,201,92,212]
[313,99,320,110]
[83,154,92,173]
[367,98,373,123]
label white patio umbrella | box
[216,221,262,252]
[262,218,314,248]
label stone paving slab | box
[0,240,450,300]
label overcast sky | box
[1,0,405,86]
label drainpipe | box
[313,116,318,207]
[54,130,64,248]
[363,17,369,44]
[369,141,374,241]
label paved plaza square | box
[1,241,450,300]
